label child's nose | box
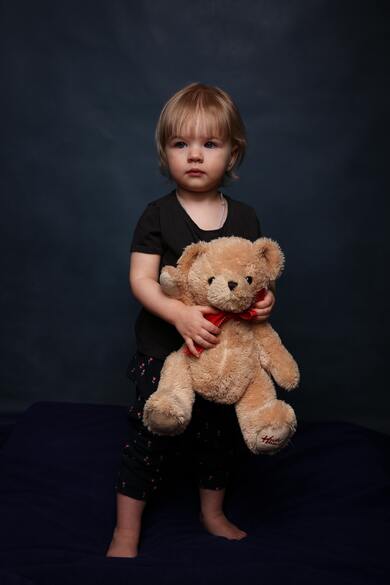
[188,146,203,161]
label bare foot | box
[106,527,140,558]
[200,512,248,540]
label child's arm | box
[130,252,221,357]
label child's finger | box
[203,319,221,335]
[253,314,268,322]
[255,308,271,317]
[200,328,219,344]
[199,305,220,314]
[184,337,200,358]
[194,335,215,349]
[255,297,273,308]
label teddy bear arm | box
[159,266,184,300]
[253,322,300,391]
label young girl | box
[106,82,276,558]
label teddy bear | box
[142,236,300,455]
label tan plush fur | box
[143,236,300,455]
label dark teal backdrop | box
[1,1,388,434]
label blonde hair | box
[155,82,247,185]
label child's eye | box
[208,277,215,285]
[245,276,253,284]
[173,141,186,148]
[205,141,218,148]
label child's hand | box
[252,289,275,322]
[174,304,221,358]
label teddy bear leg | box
[143,351,195,436]
[235,368,297,455]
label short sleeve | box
[254,212,262,238]
[130,203,163,254]
[247,206,262,240]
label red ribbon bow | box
[183,288,267,356]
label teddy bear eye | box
[208,277,215,285]
[245,276,253,284]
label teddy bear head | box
[160,236,285,313]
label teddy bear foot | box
[253,421,297,455]
[243,399,297,455]
[142,400,190,436]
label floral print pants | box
[116,351,248,501]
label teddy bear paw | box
[272,359,300,391]
[142,400,189,436]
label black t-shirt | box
[130,188,262,359]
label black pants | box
[116,351,249,502]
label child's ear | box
[176,241,208,275]
[253,237,285,281]
[227,145,239,171]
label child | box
[106,82,276,558]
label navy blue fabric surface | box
[0,413,20,449]
[0,401,388,585]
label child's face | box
[164,116,237,194]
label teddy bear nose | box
[228,280,238,290]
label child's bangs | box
[168,103,230,142]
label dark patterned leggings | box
[116,351,249,501]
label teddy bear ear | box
[176,241,209,275]
[253,237,285,280]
